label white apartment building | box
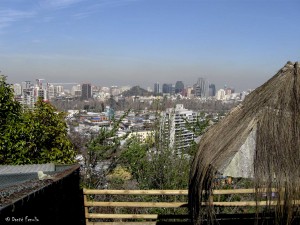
[160,104,197,151]
[71,84,82,96]
[13,83,22,96]
[127,131,154,142]
[55,85,64,96]
[47,85,55,99]
[216,89,226,100]
[22,88,35,108]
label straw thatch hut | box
[189,62,300,225]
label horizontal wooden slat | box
[85,201,188,208]
[213,188,280,194]
[212,189,254,194]
[213,200,300,207]
[87,223,158,225]
[213,201,266,207]
[84,188,297,224]
[87,214,190,219]
[84,188,281,195]
[85,200,300,208]
[83,189,188,195]
[86,222,191,225]
[87,213,159,219]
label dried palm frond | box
[189,61,300,225]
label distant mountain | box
[121,86,153,97]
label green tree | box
[184,112,209,156]
[83,110,130,188]
[119,110,210,190]
[120,136,149,184]
[0,75,22,163]
[121,139,190,190]
[0,75,76,164]
[0,75,21,127]
[23,98,76,164]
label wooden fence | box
[83,188,296,225]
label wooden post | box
[84,195,89,225]
[217,194,221,214]
[209,194,214,206]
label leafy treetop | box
[0,75,76,165]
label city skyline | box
[11,77,238,94]
[1,0,300,92]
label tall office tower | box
[208,83,216,97]
[170,84,175,95]
[81,83,92,100]
[154,82,160,95]
[175,81,184,94]
[162,83,174,94]
[160,104,197,151]
[193,78,207,97]
[162,83,170,94]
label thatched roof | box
[189,61,300,225]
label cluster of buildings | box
[153,78,241,101]
[13,79,97,107]
[13,79,80,107]
[69,104,216,151]
[12,77,251,108]
[12,79,131,107]
[12,77,230,152]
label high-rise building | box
[38,89,47,100]
[154,82,160,95]
[36,79,44,89]
[216,89,226,100]
[22,88,34,108]
[175,81,184,94]
[22,81,31,90]
[71,85,82,96]
[162,83,173,94]
[55,85,64,95]
[193,78,207,97]
[186,86,194,98]
[13,83,22,96]
[170,84,175,95]
[47,84,55,99]
[162,83,170,94]
[208,84,216,97]
[160,104,197,151]
[81,83,92,100]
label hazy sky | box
[1,0,299,91]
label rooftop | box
[0,164,79,210]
